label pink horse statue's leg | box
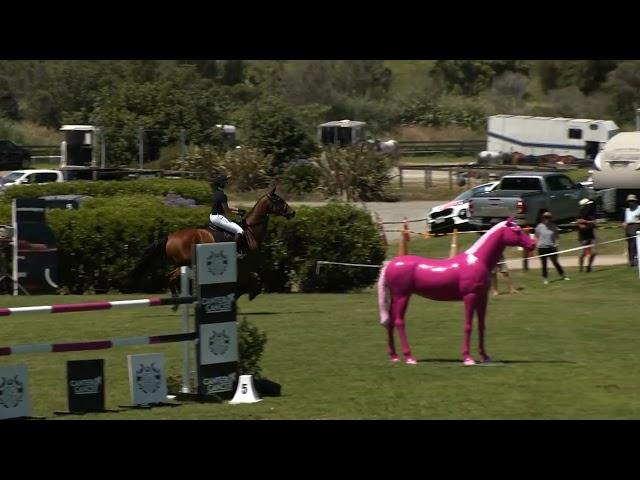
[476,293,491,363]
[390,295,416,365]
[462,293,477,366]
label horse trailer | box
[487,115,619,161]
[592,132,640,215]
[319,120,367,147]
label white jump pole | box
[180,266,191,393]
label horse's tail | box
[377,261,391,326]
[122,236,168,292]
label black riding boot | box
[234,233,246,257]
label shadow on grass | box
[416,358,576,365]
[239,311,322,316]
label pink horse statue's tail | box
[377,262,390,326]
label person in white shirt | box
[622,194,640,267]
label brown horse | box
[126,185,295,300]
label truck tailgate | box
[475,198,516,217]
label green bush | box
[315,146,394,201]
[171,147,272,191]
[0,178,213,205]
[258,203,386,292]
[281,161,320,195]
[237,316,268,377]
[47,204,209,293]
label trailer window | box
[500,177,542,191]
[568,128,583,139]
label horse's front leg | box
[476,292,491,363]
[462,293,477,366]
[391,294,415,365]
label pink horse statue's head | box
[377,218,535,366]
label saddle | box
[207,221,247,255]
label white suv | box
[427,181,499,234]
[0,169,63,192]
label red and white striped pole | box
[0,296,195,317]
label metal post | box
[399,166,403,188]
[100,128,106,169]
[636,231,640,279]
[180,266,191,393]
[138,128,144,170]
[448,169,453,190]
[424,167,428,189]
[636,108,640,132]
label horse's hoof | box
[405,357,418,365]
[390,355,400,363]
[463,357,476,366]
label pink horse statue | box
[377,218,536,366]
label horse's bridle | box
[242,193,279,228]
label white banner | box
[195,243,237,286]
[0,364,31,419]
[199,322,239,365]
[127,354,168,405]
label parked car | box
[0,169,64,192]
[427,181,499,234]
[469,172,590,229]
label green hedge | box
[3,194,384,293]
[0,179,212,205]
[257,203,386,292]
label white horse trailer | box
[592,132,640,215]
[487,115,619,161]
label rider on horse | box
[208,174,247,253]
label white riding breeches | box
[209,214,244,235]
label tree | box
[537,60,619,95]
[221,60,245,86]
[235,95,318,172]
[431,60,529,96]
[604,61,640,123]
[89,71,232,164]
[0,76,20,120]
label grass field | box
[1,262,639,419]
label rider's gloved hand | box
[237,209,247,216]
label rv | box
[487,115,619,161]
[592,132,640,215]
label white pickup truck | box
[0,169,64,192]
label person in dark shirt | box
[208,174,246,244]
[577,198,597,272]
